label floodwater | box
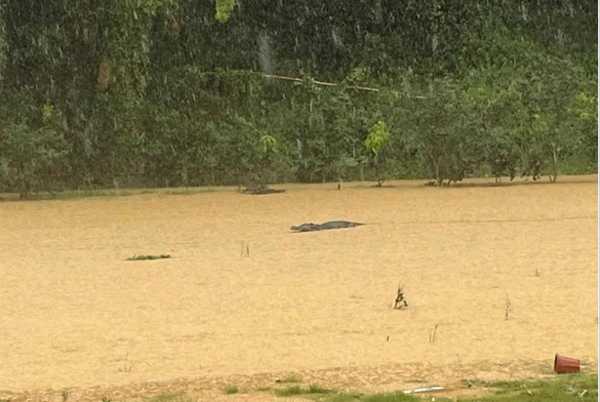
[0,176,596,399]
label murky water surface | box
[0,177,596,394]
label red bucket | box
[554,354,580,374]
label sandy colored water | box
[0,176,597,399]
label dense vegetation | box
[0,1,596,197]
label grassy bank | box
[127,374,597,402]
[314,374,598,401]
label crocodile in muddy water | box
[290,220,364,232]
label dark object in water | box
[290,220,364,232]
[393,287,408,309]
[127,254,171,261]
[242,186,285,195]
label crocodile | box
[290,220,364,232]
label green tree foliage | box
[0,1,595,194]
[215,0,236,23]
[364,120,391,186]
[402,79,475,186]
[568,89,598,168]
[0,100,67,197]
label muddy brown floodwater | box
[0,176,597,400]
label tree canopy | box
[0,0,596,195]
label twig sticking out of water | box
[240,241,250,257]
[429,323,440,344]
[505,295,512,320]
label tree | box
[464,70,527,182]
[406,78,480,186]
[0,103,67,198]
[568,89,597,168]
[525,59,588,183]
[254,133,279,189]
[218,114,286,191]
[364,120,391,187]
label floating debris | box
[403,386,445,394]
[291,220,364,232]
[127,254,171,261]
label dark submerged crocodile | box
[290,220,364,232]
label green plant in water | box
[224,385,239,394]
[278,373,303,383]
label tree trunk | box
[550,143,559,183]
[375,162,382,187]
[434,159,443,186]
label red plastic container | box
[554,354,580,374]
